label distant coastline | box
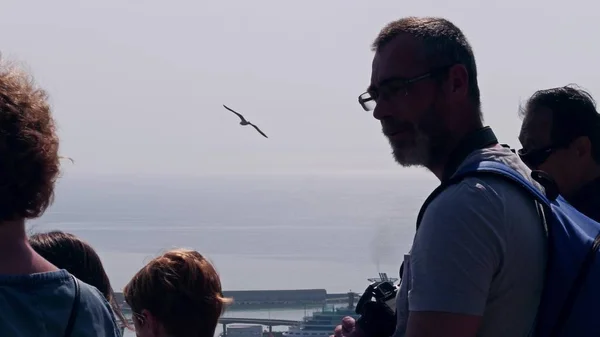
[115,289,356,312]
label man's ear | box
[446,64,469,99]
[571,136,592,159]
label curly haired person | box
[0,59,121,337]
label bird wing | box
[59,156,75,164]
[249,123,268,138]
[223,104,247,123]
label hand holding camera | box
[332,274,399,337]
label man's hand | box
[331,316,365,337]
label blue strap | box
[64,274,80,337]
[416,160,551,229]
[453,160,551,206]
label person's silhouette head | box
[124,249,231,337]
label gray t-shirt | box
[393,146,547,337]
[0,269,121,337]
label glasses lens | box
[359,93,376,111]
[518,148,552,169]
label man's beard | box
[384,108,448,168]
[388,127,433,167]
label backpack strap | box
[454,161,549,202]
[416,160,551,229]
[400,160,548,280]
[401,160,554,290]
[64,274,80,337]
[403,160,551,283]
[414,160,561,336]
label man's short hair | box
[521,84,600,162]
[0,60,59,222]
[372,17,481,111]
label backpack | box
[415,159,600,337]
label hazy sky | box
[0,0,596,177]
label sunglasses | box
[517,145,563,169]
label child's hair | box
[123,249,232,337]
[28,231,128,328]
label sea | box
[28,171,440,336]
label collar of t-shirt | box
[442,126,500,182]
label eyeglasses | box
[358,64,454,112]
[517,145,562,169]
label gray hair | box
[372,17,481,111]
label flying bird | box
[59,156,75,164]
[223,104,268,138]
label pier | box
[115,289,360,311]
[117,286,368,336]
[117,288,361,336]
[124,316,300,333]
[113,273,394,337]
[219,318,300,334]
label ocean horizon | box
[29,171,439,293]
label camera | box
[355,273,398,337]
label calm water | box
[28,172,439,335]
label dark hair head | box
[29,231,128,328]
[0,60,60,222]
[372,17,481,111]
[123,249,232,337]
[520,84,600,161]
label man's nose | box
[372,101,392,121]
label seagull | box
[59,156,75,164]
[223,104,268,138]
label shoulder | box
[74,279,121,336]
[418,165,542,258]
[423,147,541,228]
[423,177,504,227]
[422,174,539,239]
[409,177,512,315]
[406,148,545,315]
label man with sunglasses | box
[333,17,546,337]
[518,85,600,221]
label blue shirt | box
[0,269,121,337]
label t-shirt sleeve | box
[408,179,506,315]
[76,283,123,337]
